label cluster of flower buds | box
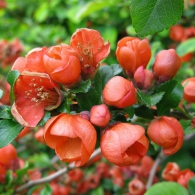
[115,36,181,86]
[162,162,195,188]
[0,39,23,67]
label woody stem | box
[14,148,101,194]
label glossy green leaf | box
[180,119,195,135]
[130,0,184,36]
[134,105,154,120]
[76,88,100,111]
[40,183,52,195]
[0,119,23,148]
[7,70,20,103]
[176,38,195,56]
[145,182,189,195]
[137,90,165,106]
[123,106,135,119]
[188,176,195,195]
[156,80,184,116]
[57,99,70,113]
[110,64,123,76]
[0,106,12,120]
[93,65,114,95]
[37,111,51,126]
[70,80,91,93]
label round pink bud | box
[90,104,111,127]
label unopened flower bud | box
[90,104,111,127]
[102,76,137,108]
[182,77,195,103]
[134,66,154,89]
[116,37,151,77]
[147,116,184,155]
[153,49,181,83]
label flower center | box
[24,77,59,107]
[76,42,98,74]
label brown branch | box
[146,149,165,189]
[14,148,101,194]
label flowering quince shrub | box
[0,24,195,195]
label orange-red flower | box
[134,66,154,90]
[70,28,110,79]
[177,169,195,188]
[147,116,184,155]
[128,178,146,195]
[109,167,124,188]
[68,168,83,182]
[11,48,62,127]
[43,44,81,86]
[35,127,45,143]
[152,49,181,83]
[44,113,97,166]
[100,123,149,166]
[90,104,111,127]
[162,162,180,181]
[0,144,19,171]
[169,25,185,42]
[102,76,137,108]
[182,77,195,103]
[116,37,151,77]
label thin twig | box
[146,149,165,189]
[14,148,101,194]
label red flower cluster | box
[11,29,110,128]
[162,162,195,188]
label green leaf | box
[156,80,184,116]
[188,176,195,195]
[57,99,70,113]
[180,120,195,135]
[34,3,49,23]
[76,88,100,111]
[123,106,135,119]
[145,182,189,195]
[75,1,115,22]
[134,105,154,120]
[89,186,104,195]
[137,90,165,106]
[40,183,52,195]
[0,106,12,120]
[76,65,115,111]
[93,65,114,94]
[37,111,51,126]
[5,170,13,188]
[7,70,20,103]
[0,89,3,99]
[16,161,29,180]
[110,64,123,76]
[176,38,195,56]
[28,153,51,168]
[0,119,23,148]
[130,0,184,36]
[70,80,91,93]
